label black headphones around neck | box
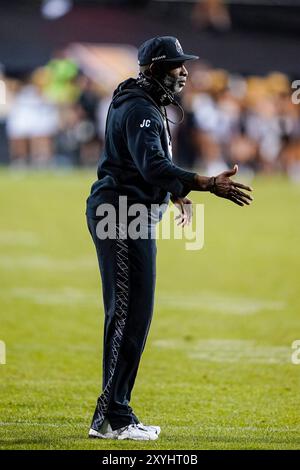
[141,66,185,125]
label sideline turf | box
[0,170,299,450]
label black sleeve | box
[125,104,196,198]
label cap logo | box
[175,39,183,55]
[152,55,167,62]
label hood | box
[111,78,152,109]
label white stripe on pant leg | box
[92,224,129,430]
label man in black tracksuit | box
[86,36,253,440]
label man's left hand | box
[171,196,193,227]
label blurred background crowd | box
[1,0,300,180]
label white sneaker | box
[117,423,158,440]
[89,419,116,439]
[138,422,161,436]
[89,420,158,441]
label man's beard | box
[162,74,184,94]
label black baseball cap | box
[138,36,199,66]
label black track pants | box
[87,216,157,431]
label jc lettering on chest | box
[140,119,151,128]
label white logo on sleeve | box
[140,119,151,128]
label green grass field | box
[0,169,300,450]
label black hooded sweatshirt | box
[86,78,197,217]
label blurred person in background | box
[45,59,103,167]
[192,0,231,33]
[244,73,298,174]
[6,68,59,168]
[0,64,10,164]
[281,139,300,182]
[188,68,239,175]
[76,73,102,166]
[44,57,81,167]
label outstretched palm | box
[213,164,253,207]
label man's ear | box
[143,67,152,78]
[149,63,161,78]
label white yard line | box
[0,286,285,314]
[0,231,40,246]
[3,287,99,306]
[0,256,95,270]
[0,422,85,428]
[157,292,285,315]
[153,339,291,364]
